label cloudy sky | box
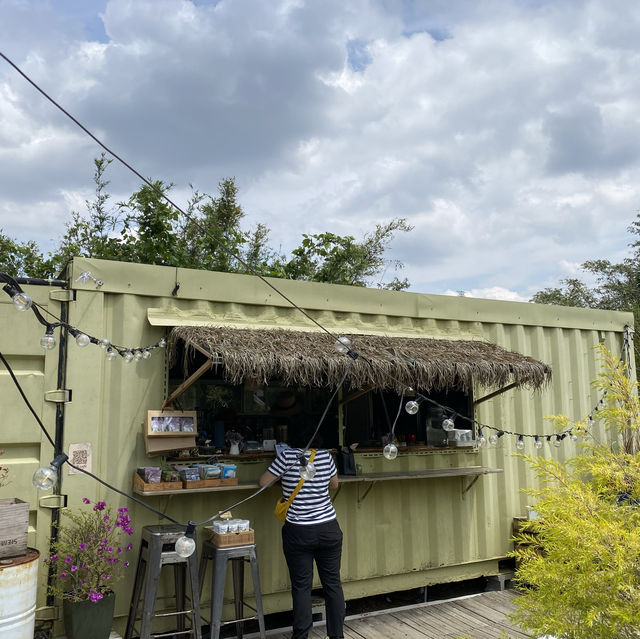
[1,0,639,301]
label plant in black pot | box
[43,497,135,639]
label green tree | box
[0,231,52,278]
[511,346,640,639]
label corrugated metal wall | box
[1,257,632,634]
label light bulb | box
[32,465,58,490]
[570,432,578,442]
[299,461,316,480]
[534,436,543,450]
[75,333,90,347]
[123,351,134,363]
[477,433,487,448]
[442,418,455,432]
[12,291,32,311]
[32,453,67,491]
[40,331,56,350]
[106,349,117,361]
[98,338,110,349]
[516,435,525,451]
[142,349,151,359]
[134,350,143,361]
[334,336,351,354]
[174,535,196,558]
[489,433,499,446]
[383,443,398,460]
[158,338,167,348]
[553,436,562,448]
[405,400,419,415]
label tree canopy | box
[0,154,412,290]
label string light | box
[174,522,196,558]
[298,454,316,480]
[383,442,398,460]
[516,435,525,451]
[40,327,56,350]
[405,398,422,415]
[442,415,456,432]
[32,453,68,490]
[477,429,487,448]
[334,336,352,354]
[534,436,543,450]
[98,338,110,349]
[3,283,33,311]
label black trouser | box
[282,519,345,639]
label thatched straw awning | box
[168,326,551,394]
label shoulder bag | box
[274,449,317,521]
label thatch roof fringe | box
[168,326,551,393]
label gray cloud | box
[1,0,640,300]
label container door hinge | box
[44,389,72,403]
[36,605,60,621]
[49,288,75,302]
[39,494,68,509]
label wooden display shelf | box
[133,480,260,496]
[337,466,503,483]
[182,477,238,489]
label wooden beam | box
[162,359,213,409]
[473,382,519,406]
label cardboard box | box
[0,498,29,558]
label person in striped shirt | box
[260,432,344,639]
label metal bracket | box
[461,475,481,495]
[357,481,376,505]
[44,389,72,403]
[49,289,75,302]
[36,605,60,621]
[39,494,68,509]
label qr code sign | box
[68,443,92,474]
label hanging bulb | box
[534,436,543,450]
[123,351,134,363]
[32,453,68,490]
[334,336,352,354]
[134,350,143,361]
[489,433,498,446]
[477,430,487,448]
[40,327,56,350]
[75,333,90,347]
[98,338,110,349]
[142,349,151,359]
[570,431,578,442]
[106,348,117,361]
[174,522,196,558]
[516,435,525,451]
[553,435,562,448]
[442,417,455,432]
[11,291,33,311]
[405,400,420,415]
[299,455,317,480]
[383,443,398,460]
[158,338,167,348]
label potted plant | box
[225,429,244,455]
[43,497,135,639]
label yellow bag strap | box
[284,449,317,506]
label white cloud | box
[1,0,640,299]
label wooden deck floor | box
[264,590,531,639]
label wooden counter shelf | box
[134,480,260,496]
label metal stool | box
[125,524,202,639]
[199,539,266,639]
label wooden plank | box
[338,467,503,483]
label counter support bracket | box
[357,481,376,505]
[461,474,481,495]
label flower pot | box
[62,592,115,639]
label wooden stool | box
[124,524,202,639]
[199,539,266,639]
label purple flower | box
[103,514,109,521]
[107,557,118,564]
[89,590,103,603]
[106,546,114,553]
[93,501,106,511]
[124,560,130,568]
[71,565,78,572]
[50,554,58,562]
[82,497,90,504]
[64,556,72,564]
[118,507,128,514]
[78,543,86,551]
[59,572,67,579]
[126,543,133,551]
[117,546,122,554]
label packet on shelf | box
[222,464,237,478]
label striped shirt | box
[268,448,337,525]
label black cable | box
[0,51,340,344]
[0,351,55,448]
